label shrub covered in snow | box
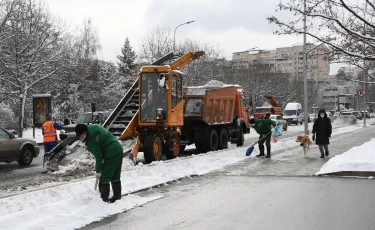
[0,102,15,128]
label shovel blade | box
[246,146,254,156]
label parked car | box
[352,111,362,120]
[60,111,110,140]
[270,115,288,131]
[0,126,40,166]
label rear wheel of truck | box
[144,134,163,163]
[218,128,228,149]
[208,129,219,151]
[236,127,244,147]
[166,137,181,160]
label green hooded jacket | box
[253,119,276,134]
[83,124,123,173]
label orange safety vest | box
[42,120,57,143]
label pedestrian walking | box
[312,109,332,158]
[75,124,123,203]
[42,113,63,153]
[250,118,276,158]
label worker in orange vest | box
[42,113,63,153]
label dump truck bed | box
[184,85,239,125]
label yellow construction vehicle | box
[121,51,205,163]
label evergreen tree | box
[117,37,136,77]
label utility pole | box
[303,0,309,135]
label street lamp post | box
[173,20,194,52]
[303,0,309,135]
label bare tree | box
[267,0,375,80]
[0,0,68,136]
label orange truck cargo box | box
[184,86,239,125]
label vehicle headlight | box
[293,119,296,121]
[61,129,66,133]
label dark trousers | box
[259,133,271,147]
[100,152,123,183]
[44,141,57,153]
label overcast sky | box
[47,0,340,73]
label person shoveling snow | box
[247,117,277,158]
[75,124,124,203]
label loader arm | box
[170,51,204,70]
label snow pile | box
[52,146,95,177]
[316,138,375,175]
[186,80,241,95]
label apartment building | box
[232,44,330,83]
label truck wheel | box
[166,137,181,160]
[144,134,163,163]
[236,128,244,147]
[218,128,228,149]
[208,129,219,151]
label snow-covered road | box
[0,123,369,230]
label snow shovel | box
[246,131,272,156]
[94,178,99,191]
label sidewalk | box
[224,124,375,177]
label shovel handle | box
[94,178,99,190]
[252,131,272,146]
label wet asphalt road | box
[83,125,375,230]
[0,146,57,191]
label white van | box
[283,103,304,125]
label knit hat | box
[46,113,52,120]
[75,124,87,136]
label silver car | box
[0,126,40,165]
[270,115,288,131]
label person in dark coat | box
[312,109,332,158]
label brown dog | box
[296,135,312,158]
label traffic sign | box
[358,89,366,97]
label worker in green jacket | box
[249,116,276,158]
[75,124,123,203]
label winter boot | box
[320,154,325,158]
[98,183,110,202]
[109,180,122,203]
[256,145,265,157]
[325,151,329,157]
[265,146,271,158]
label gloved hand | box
[95,172,101,179]
[312,134,315,141]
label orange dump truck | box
[254,96,282,119]
[180,80,250,153]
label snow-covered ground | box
[316,138,375,175]
[0,124,366,230]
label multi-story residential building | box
[232,43,330,83]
